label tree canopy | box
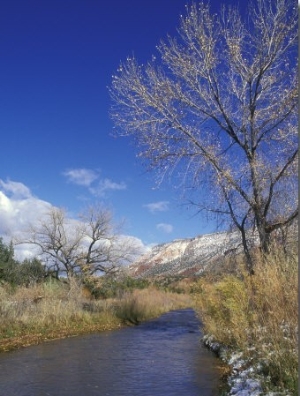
[109,0,298,272]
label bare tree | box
[77,205,144,276]
[109,0,298,273]
[20,206,143,280]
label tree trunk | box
[255,215,271,255]
[240,227,255,275]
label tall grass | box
[193,249,298,394]
[0,278,119,348]
[0,278,191,352]
[114,287,191,325]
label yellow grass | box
[193,249,298,394]
[0,278,191,352]
[114,286,191,324]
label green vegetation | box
[0,238,47,286]
[85,275,151,299]
[193,248,298,395]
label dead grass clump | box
[193,248,298,394]
[114,287,191,325]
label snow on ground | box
[202,335,292,396]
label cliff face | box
[128,231,243,278]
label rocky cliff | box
[128,230,245,278]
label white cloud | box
[63,168,127,197]
[156,223,173,234]
[143,201,170,213]
[0,179,32,199]
[0,179,144,261]
[62,168,99,186]
[0,180,51,235]
[89,178,127,197]
[115,234,148,263]
[0,180,52,259]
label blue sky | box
[0,0,225,255]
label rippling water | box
[0,309,224,395]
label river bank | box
[0,281,191,353]
[194,249,298,396]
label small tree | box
[109,0,298,273]
[19,206,143,280]
[18,258,47,286]
[0,238,18,284]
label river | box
[0,308,225,395]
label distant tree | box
[0,239,14,265]
[18,258,46,286]
[109,0,298,273]
[0,238,18,284]
[19,206,143,281]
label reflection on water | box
[0,309,223,396]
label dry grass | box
[0,278,191,352]
[0,279,119,351]
[193,248,298,394]
[114,287,191,324]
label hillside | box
[128,231,246,278]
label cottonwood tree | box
[20,206,143,280]
[109,0,298,273]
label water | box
[0,309,224,396]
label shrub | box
[84,275,150,299]
[18,258,47,286]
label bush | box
[0,239,46,286]
[18,258,47,286]
[84,275,150,299]
[194,274,251,347]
